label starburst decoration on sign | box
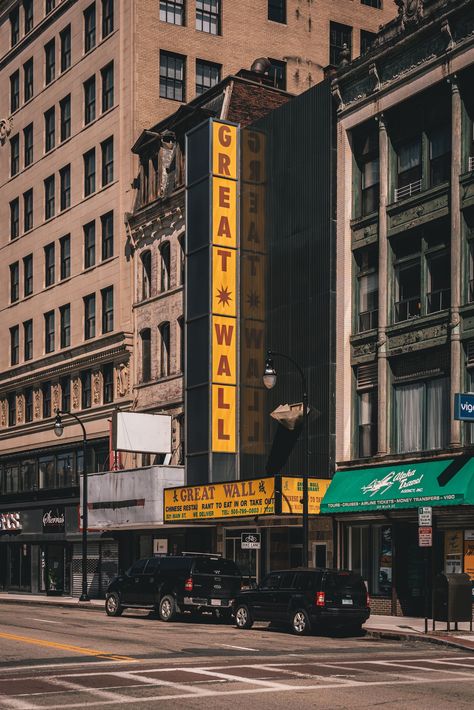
[246,290,260,310]
[217,285,232,307]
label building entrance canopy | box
[321,458,474,513]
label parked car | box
[105,553,242,621]
[232,567,370,635]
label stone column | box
[377,114,389,456]
[450,76,462,448]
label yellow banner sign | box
[213,121,237,180]
[211,384,236,451]
[212,177,237,248]
[212,316,237,384]
[164,477,276,522]
[212,246,236,317]
[280,477,331,515]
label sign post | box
[418,507,432,633]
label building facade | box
[332,0,474,615]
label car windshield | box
[193,558,241,576]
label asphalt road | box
[0,603,473,709]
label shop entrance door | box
[41,545,66,595]
[225,528,259,585]
[9,544,31,592]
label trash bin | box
[433,572,472,624]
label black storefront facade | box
[321,457,474,616]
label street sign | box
[419,526,432,547]
[454,393,474,421]
[418,506,432,526]
[241,532,261,550]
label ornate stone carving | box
[92,370,102,406]
[395,0,424,30]
[441,18,455,52]
[0,117,12,146]
[389,323,448,352]
[34,389,41,419]
[117,362,129,397]
[331,80,344,112]
[352,342,377,358]
[0,399,7,428]
[16,394,24,424]
[72,377,80,410]
[52,382,60,412]
[369,62,381,93]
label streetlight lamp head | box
[54,410,64,437]
[263,354,277,390]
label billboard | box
[111,411,172,454]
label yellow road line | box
[0,631,135,662]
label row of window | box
[330,22,377,65]
[140,239,184,301]
[9,140,114,239]
[160,0,220,34]
[160,53,222,101]
[9,214,113,310]
[139,319,184,383]
[9,287,113,366]
[10,64,113,176]
[4,365,115,433]
[9,0,113,51]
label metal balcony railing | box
[394,297,421,322]
[358,309,378,333]
[427,288,450,314]
[394,179,422,202]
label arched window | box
[141,250,152,300]
[159,321,170,378]
[178,316,184,373]
[140,328,151,382]
[160,241,170,292]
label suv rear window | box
[193,558,241,576]
[324,571,366,594]
[293,571,321,591]
[159,557,193,573]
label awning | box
[320,458,474,513]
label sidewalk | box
[1,592,473,651]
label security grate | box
[356,362,377,389]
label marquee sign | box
[0,512,22,531]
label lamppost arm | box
[56,408,87,442]
[266,349,307,398]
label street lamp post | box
[263,350,310,567]
[54,409,89,602]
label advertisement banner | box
[281,478,331,515]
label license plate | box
[342,599,353,605]
[210,599,221,606]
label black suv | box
[232,568,369,635]
[105,554,242,621]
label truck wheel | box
[291,609,311,635]
[105,593,124,617]
[235,604,253,629]
[159,594,178,622]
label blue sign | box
[454,393,474,421]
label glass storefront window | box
[39,456,55,489]
[372,525,392,595]
[225,528,257,584]
[345,524,391,596]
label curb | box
[0,597,104,612]
[366,628,474,652]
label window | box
[10,71,20,113]
[357,252,378,332]
[84,221,96,268]
[24,320,33,361]
[10,326,19,366]
[60,304,71,348]
[330,21,352,66]
[44,243,55,286]
[45,39,55,85]
[10,199,19,240]
[178,316,184,372]
[84,4,96,52]
[178,235,185,285]
[44,175,55,220]
[102,0,114,37]
[25,388,33,423]
[160,241,171,292]
[23,254,33,296]
[10,7,20,47]
[60,25,71,72]
[268,58,286,90]
[24,123,33,166]
[101,286,113,333]
[159,322,170,377]
[60,165,71,211]
[394,259,421,322]
[84,76,96,124]
[101,211,113,260]
[427,250,450,313]
[24,189,33,231]
[60,235,71,279]
[10,262,19,303]
[45,311,55,353]
[195,59,220,95]
[81,370,92,409]
[355,130,379,216]
[141,250,152,300]
[24,0,33,33]
[397,136,421,191]
[103,363,114,403]
[361,0,382,7]
[196,0,220,34]
[84,294,96,339]
[361,29,376,54]
[268,0,285,23]
[42,382,51,418]
[101,136,114,185]
[84,148,96,195]
[160,0,184,25]
[358,389,377,457]
[10,134,20,177]
[394,377,449,453]
[101,62,114,111]
[24,58,34,102]
[60,376,70,411]
[140,329,151,382]
[44,107,55,152]
[160,51,185,101]
[429,125,451,187]
[46,1,56,13]
[8,393,17,427]
[60,95,71,141]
